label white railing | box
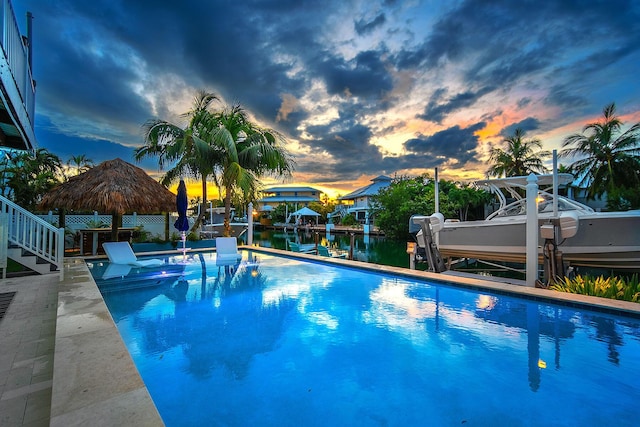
[38,212,176,240]
[1,195,64,277]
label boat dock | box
[259,223,385,236]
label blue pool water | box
[89,251,640,427]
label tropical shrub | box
[550,274,640,303]
[341,214,358,227]
[85,219,108,228]
[132,226,151,243]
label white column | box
[434,167,440,247]
[526,173,539,287]
[247,202,253,246]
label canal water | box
[250,228,428,271]
[249,228,545,280]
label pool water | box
[90,251,640,427]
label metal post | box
[526,174,539,287]
[247,202,253,246]
[434,167,439,213]
[434,168,440,247]
[57,227,65,281]
[349,233,355,260]
[552,150,558,216]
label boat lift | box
[409,214,447,273]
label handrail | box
[0,195,64,278]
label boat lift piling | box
[526,174,538,287]
[540,220,565,284]
[418,218,446,273]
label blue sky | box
[12,0,640,198]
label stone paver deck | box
[0,274,58,427]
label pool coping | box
[51,246,640,425]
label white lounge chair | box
[101,263,132,279]
[102,242,164,267]
[215,237,242,263]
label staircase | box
[0,195,64,279]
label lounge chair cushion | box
[102,242,164,267]
[215,237,242,262]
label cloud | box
[404,122,485,166]
[276,94,303,123]
[418,87,495,123]
[354,13,386,35]
[501,118,540,137]
[316,50,393,100]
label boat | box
[411,174,640,270]
[199,222,249,239]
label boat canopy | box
[474,173,574,189]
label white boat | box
[411,174,640,270]
[199,222,249,239]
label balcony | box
[0,0,37,151]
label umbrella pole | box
[181,231,187,261]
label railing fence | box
[37,212,178,241]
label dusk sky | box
[13,0,640,199]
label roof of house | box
[262,186,322,194]
[339,175,392,200]
[258,196,318,204]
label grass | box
[550,274,640,303]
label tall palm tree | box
[487,128,550,178]
[67,154,94,176]
[135,90,220,230]
[560,103,640,201]
[198,104,294,236]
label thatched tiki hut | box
[40,158,176,242]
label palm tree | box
[560,103,640,201]
[135,90,220,230]
[6,148,64,211]
[198,104,294,236]
[487,128,550,178]
[67,154,94,176]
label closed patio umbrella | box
[174,179,190,256]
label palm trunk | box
[110,212,120,242]
[190,175,208,232]
[224,185,232,237]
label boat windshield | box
[487,193,594,219]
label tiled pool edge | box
[50,258,164,426]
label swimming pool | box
[89,250,640,426]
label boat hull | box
[434,212,640,270]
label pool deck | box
[1,246,639,426]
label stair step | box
[6,247,58,275]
